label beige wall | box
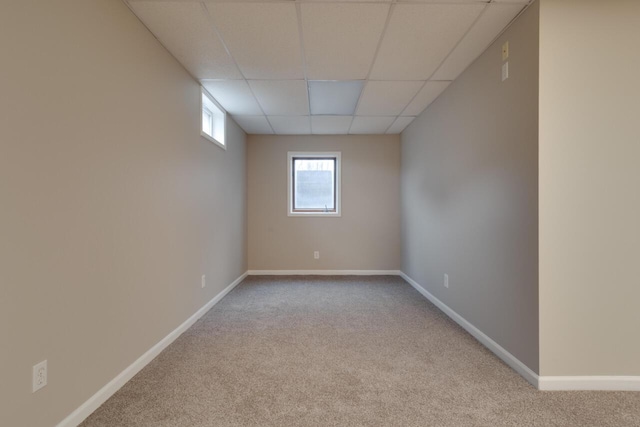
[0,1,246,426]
[401,3,539,372]
[247,135,401,271]
[539,0,640,376]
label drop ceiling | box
[125,0,532,135]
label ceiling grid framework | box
[295,1,313,135]
[201,1,276,134]
[126,0,533,135]
[347,0,396,134]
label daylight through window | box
[288,152,341,217]
[201,88,226,149]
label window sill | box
[288,212,341,218]
[201,131,226,150]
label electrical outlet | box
[201,275,206,288]
[313,251,320,260]
[444,274,449,289]
[33,360,47,393]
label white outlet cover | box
[444,274,449,288]
[201,275,206,288]
[501,62,509,81]
[33,360,47,392]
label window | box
[201,88,226,149]
[288,152,341,217]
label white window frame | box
[201,87,226,150]
[287,151,341,217]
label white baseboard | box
[57,271,248,427]
[55,268,638,425]
[399,272,640,391]
[399,272,540,388]
[247,270,402,276]
[538,376,640,391]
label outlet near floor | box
[313,251,320,260]
[444,274,449,289]
[33,360,47,392]
[201,275,206,288]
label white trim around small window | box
[287,152,341,217]
[201,87,226,150]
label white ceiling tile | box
[432,3,524,80]
[299,0,391,2]
[311,116,353,135]
[402,81,451,116]
[127,0,528,137]
[301,3,389,80]
[397,0,487,3]
[370,4,484,80]
[128,2,241,79]
[269,116,311,135]
[386,116,416,134]
[349,116,396,134]
[309,81,364,115]
[129,0,297,2]
[201,80,263,116]
[207,0,295,2]
[128,0,209,2]
[232,115,273,135]
[356,81,423,116]
[206,2,303,79]
[127,0,219,3]
[249,80,309,116]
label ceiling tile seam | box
[291,1,493,4]
[354,113,418,118]
[307,113,358,117]
[394,1,532,121]
[395,2,490,118]
[267,113,311,118]
[123,1,205,89]
[386,1,490,3]
[435,2,489,63]
[382,114,407,135]
[348,1,396,134]
[201,1,276,134]
[482,1,533,51]
[396,1,532,120]
[382,116,396,135]
[424,1,531,100]
[394,80,430,118]
[367,79,437,82]
[125,1,500,4]
[295,2,312,135]
[397,116,417,134]
[382,117,398,134]
[191,1,489,3]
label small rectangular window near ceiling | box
[201,88,226,149]
[288,152,341,217]
[202,108,213,136]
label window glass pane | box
[294,159,335,210]
[201,89,225,146]
[202,108,213,136]
[212,109,225,144]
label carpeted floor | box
[81,276,640,427]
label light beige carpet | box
[81,276,640,426]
